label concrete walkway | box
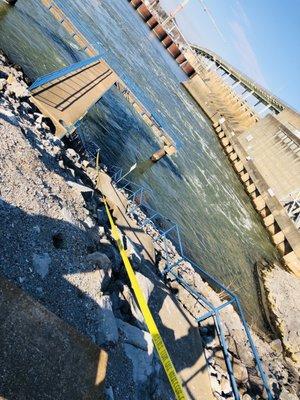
[97,171,214,400]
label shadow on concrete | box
[0,198,137,399]
[0,276,107,400]
[0,197,210,399]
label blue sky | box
[161,0,300,111]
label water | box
[0,0,278,330]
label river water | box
[0,0,278,330]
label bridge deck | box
[30,57,118,138]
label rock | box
[21,101,32,111]
[262,263,300,368]
[99,237,111,245]
[242,395,252,400]
[60,207,77,226]
[0,53,6,64]
[248,371,269,398]
[58,160,65,169]
[66,167,75,178]
[67,180,94,193]
[41,122,49,130]
[0,70,8,80]
[220,376,232,396]
[51,145,61,156]
[0,78,6,91]
[122,285,145,328]
[168,279,180,292]
[97,208,109,225]
[35,115,43,124]
[213,348,227,370]
[117,319,153,354]
[86,252,111,269]
[0,108,19,125]
[124,343,153,385]
[98,226,105,237]
[124,236,142,270]
[157,258,167,273]
[99,268,112,292]
[98,241,122,272]
[270,339,283,354]
[6,75,29,97]
[97,295,118,345]
[32,253,51,278]
[210,374,220,395]
[136,272,154,302]
[279,388,299,400]
[233,358,248,383]
[227,335,239,357]
[66,148,79,161]
[104,386,114,400]
[82,160,90,168]
[84,216,95,229]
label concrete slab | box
[0,276,107,400]
[97,171,156,264]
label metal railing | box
[66,119,274,400]
[109,167,274,400]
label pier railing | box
[108,167,273,400]
[68,124,273,399]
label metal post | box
[114,162,273,399]
[215,313,241,400]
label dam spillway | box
[128,0,300,275]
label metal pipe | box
[196,298,235,322]
[215,313,240,399]
[234,298,274,400]
[107,161,274,399]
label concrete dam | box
[128,0,300,276]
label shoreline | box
[0,49,299,399]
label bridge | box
[192,45,289,116]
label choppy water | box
[0,0,278,330]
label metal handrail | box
[111,166,274,400]
[68,134,273,399]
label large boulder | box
[117,319,153,354]
[86,252,112,292]
[86,252,111,269]
[124,343,153,399]
[97,295,118,345]
[136,272,154,302]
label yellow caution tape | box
[104,200,187,400]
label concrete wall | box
[183,73,300,276]
[237,114,300,202]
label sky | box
[160,0,300,111]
